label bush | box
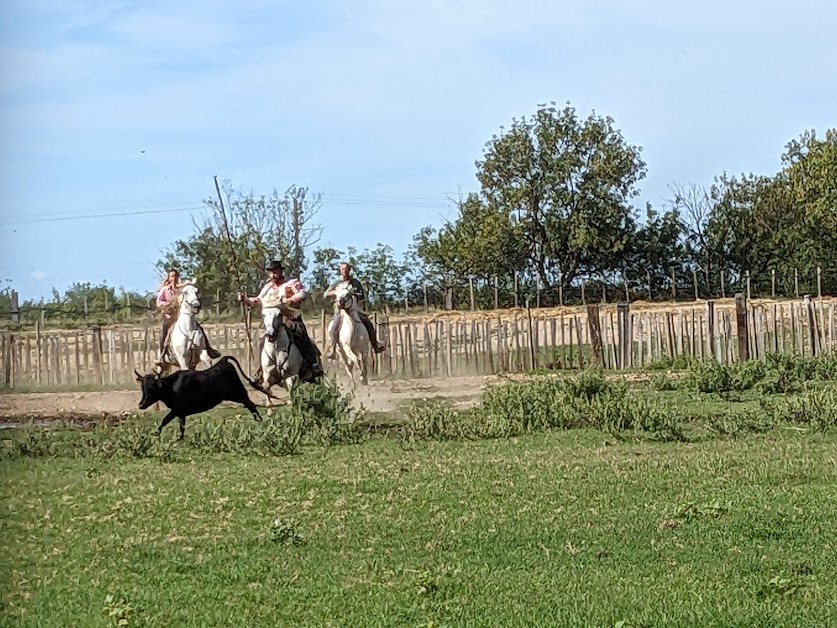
[685,354,837,397]
[405,371,686,443]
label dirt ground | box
[0,368,654,427]
[0,373,524,424]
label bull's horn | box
[134,369,143,381]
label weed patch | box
[406,371,686,443]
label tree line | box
[3,101,835,324]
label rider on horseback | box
[324,262,385,360]
[155,269,220,367]
[238,259,322,381]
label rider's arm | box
[283,279,307,306]
[352,279,367,304]
[241,283,268,307]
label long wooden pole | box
[214,175,255,364]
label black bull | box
[134,355,263,439]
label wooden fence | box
[1,296,836,389]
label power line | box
[0,192,459,226]
[0,205,207,226]
[11,200,209,221]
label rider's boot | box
[362,316,386,353]
[305,339,323,378]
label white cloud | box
[30,270,48,281]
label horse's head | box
[179,284,201,314]
[334,283,357,311]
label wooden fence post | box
[10,290,19,323]
[794,268,799,298]
[581,279,586,305]
[617,302,631,369]
[707,300,716,361]
[804,295,818,357]
[2,333,12,387]
[720,270,725,299]
[692,268,699,299]
[526,302,536,370]
[746,270,751,301]
[493,276,499,310]
[513,272,519,308]
[35,321,42,385]
[586,304,604,368]
[771,269,776,298]
[735,293,749,362]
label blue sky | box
[1,0,835,302]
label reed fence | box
[1,295,835,390]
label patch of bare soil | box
[0,370,653,426]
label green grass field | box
[3,356,837,627]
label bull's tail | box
[222,355,284,402]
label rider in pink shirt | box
[155,269,220,365]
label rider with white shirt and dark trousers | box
[324,262,386,360]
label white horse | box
[327,282,371,387]
[259,305,306,400]
[156,283,213,374]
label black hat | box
[265,260,284,272]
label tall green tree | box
[702,130,836,291]
[475,102,647,290]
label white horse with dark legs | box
[327,282,371,387]
[156,283,213,374]
[259,305,306,401]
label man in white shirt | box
[238,260,322,381]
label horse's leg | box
[360,348,369,386]
[170,330,189,371]
[285,376,297,397]
[197,349,211,369]
[338,341,356,387]
[261,341,274,392]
